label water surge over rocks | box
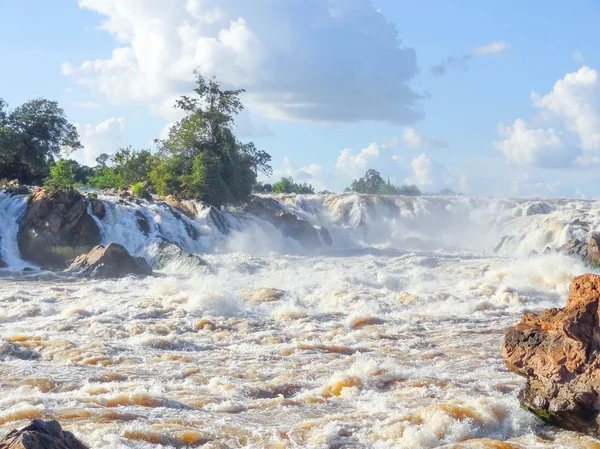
[3,190,600,447]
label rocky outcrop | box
[0,255,6,269]
[0,179,30,196]
[148,237,209,270]
[66,243,152,279]
[89,198,106,219]
[503,274,600,434]
[559,234,600,266]
[18,188,101,268]
[0,419,88,449]
[243,197,332,250]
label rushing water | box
[1,192,600,448]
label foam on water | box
[3,191,600,447]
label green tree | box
[89,147,155,188]
[46,159,76,187]
[0,98,81,184]
[272,177,315,194]
[149,71,272,206]
[345,169,421,196]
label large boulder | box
[66,243,152,279]
[0,419,88,449]
[503,273,600,434]
[243,197,332,250]
[18,188,101,268]
[147,237,209,270]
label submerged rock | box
[18,188,101,268]
[243,197,332,250]
[67,242,152,279]
[503,273,600,434]
[0,419,88,449]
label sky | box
[1,0,600,198]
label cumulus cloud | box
[74,117,126,166]
[402,127,448,149]
[336,143,381,178]
[271,157,326,191]
[494,66,600,167]
[402,153,465,192]
[64,0,422,125]
[473,41,510,55]
[493,119,579,167]
[431,40,509,77]
[531,66,600,151]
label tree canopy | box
[345,169,421,196]
[149,71,272,206]
[271,177,315,194]
[0,98,81,184]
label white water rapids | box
[1,192,600,448]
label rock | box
[148,237,209,270]
[0,257,6,269]
[18,188,101,268]
[66,243,152,279]
[135,211,151,235]
[208,206,230,235]
[0,179,29,196]
[0,419,88,449]
[243,197,332,250]
[89,198,106,219]
[503,273,600,434]
[559,233,600,265]
[22,267,34,272]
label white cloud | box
[531,66,600,151]
[572,50,584,63]
[473,41,510,55]
[64,0,422,125]
[493,119,579,167]
[402,127,448,149]
[272,157,326,191]
[494,67,600,167]
[402,153,465,192]
[336,143,381,178]
[74,117,126,166]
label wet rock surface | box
[559,233,600,266]
[243,197,332,250]
[0,420,88,449]
[503,273,600,434]
[67,242,152,279]
[17,188,101,268]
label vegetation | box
[148,71,272,206]
[90,147,154,188]
[46,159,76,187]
[271,177,315,194]
[345,169,421,196]
[0,98,82,184]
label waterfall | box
[0,192,29,269]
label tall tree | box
[150,71,272,206]
[0,98,81,184]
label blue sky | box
[2,0,600,197]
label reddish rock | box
[0,419,88,449]
[18,188,101,268]
[503,273,600,433]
